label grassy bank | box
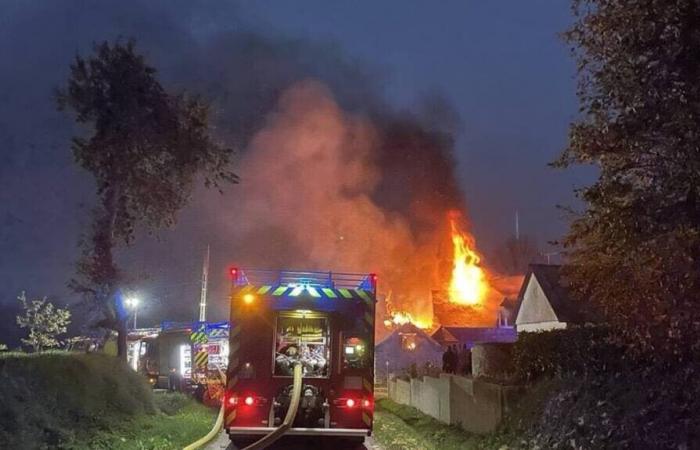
[373,399,513,450]
[78,392,216,450]
[0,352,216,449]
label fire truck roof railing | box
[233,268,375,291]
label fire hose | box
[242,363,302,450]
[183,363,303,450]
[183,365,227,450]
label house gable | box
[515,274,560,326]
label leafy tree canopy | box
[558,0,700,360]
[57,40,237,356]
[16,292,71,352]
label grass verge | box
[74,392,217,450]
[373,399,514,450]
[0,352,216,449]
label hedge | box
[512,325,627,382]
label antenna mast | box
[198,245,210,322]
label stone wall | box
[388,374,514,433]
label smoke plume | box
[215,80,467,328]
[0,1,488,336]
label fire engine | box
[224,268,376,447]
[126,321,229,405]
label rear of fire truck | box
[225,268,376,447]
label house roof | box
[517,264,591,324]
[376,322,443,348]
[431,326,517,345]
[431,326,459,344]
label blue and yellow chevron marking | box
[289,286,304,296]
[321,288,337,298]
[190,324,209,344]
[234,285,376,303]
[356,288,372,303]
[307,286,321,297]
[272,286,288,296]
[207,328,228,339]
[257,285,272,295]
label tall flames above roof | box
[447,211,488,307]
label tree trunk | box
[102,185,127,361]
[116,319,128,361]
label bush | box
[0,352,156,448]
[154,391,191,416]
[508,327,700,448]
[512,326,627,382]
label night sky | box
[0,1,590,344]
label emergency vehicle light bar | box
[232,268,376,292]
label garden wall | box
[388,373,515,433]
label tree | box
[557,0,700,360]
[57,41,237,359]
[16,292,71,352]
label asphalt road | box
[204,431,383,450]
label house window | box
[400,333,417,351]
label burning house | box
[375,322,444,382]
[380,211,524,337]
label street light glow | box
[125,297,139,308]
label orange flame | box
[448,216,488,306]
[384,311,431,329]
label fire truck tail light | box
[363,399,371,409]
[233,394,267,407]
[334,397,360,408]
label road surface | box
[204,431,383,450]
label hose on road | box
[183,402,225,450]
[183,366,226,450]
[183,363,303,450]
[242,363,303,450]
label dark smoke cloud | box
[0,0,468,341]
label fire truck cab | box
[225,268,376,446]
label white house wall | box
[515,275,563,332]
[517,321,567,333]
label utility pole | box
[199,245,210,322]
[515,210,520,241]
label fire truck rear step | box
[227,427,370,437]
